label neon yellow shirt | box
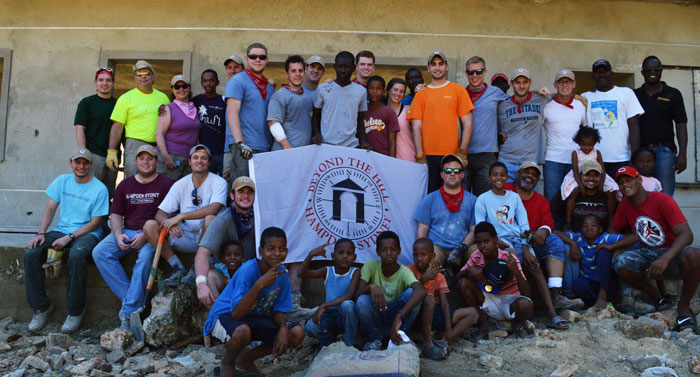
[110,88,170,142]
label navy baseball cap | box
[477,259,511,294]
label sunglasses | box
[135,71,153,77]
[191,188,202,206]
[467,69,485,76]
[643,68,662,73]
[96,67,114,74]
[247,54,267,61]
[172,84,189,90]
[443,168,463,174]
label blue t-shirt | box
[46,174,109,239]
[325,266,357,303]
[566,232,623,279]
[224,73,274,152]
[475,190,529,245]
[468,85,509,153]
[400,94,414,106]
[414,189,477,249]
[192,94,227,155]
[302,84,318,103]
[203,259,292,336]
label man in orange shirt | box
[408,51,474,193]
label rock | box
[90,357,112,373]
[0,332,21,343]
[23,355,50,372]
[90,369,112,377]
[167,364,201,377]
[70,343,102,362]
[537,340,557,348]
[169,355,196,367]
[632,356,662,371]
[550,363,579,377]
[478,354,504,369]
[107,348,126,364]
[3,368,26,377]
[26,336,45,348]
[142,288,208,348]
[647,313,673,329]
[690,356,700,374]
[640,366,679,377]
[46,333,73,350]
[188,349,217,364]
[125,341,145,357]
[0,317,14,330]
[0,341,11,353]
[124,355,155,374]
[488,330,508,339]
[100,329,133,351]
[49,353,64,370]
[67,360,97,376]
[154,359,169,372]
[614,317,666,340]
[559,309,581,323]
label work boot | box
[119,313,131,332]
[621,294,655,315]
[61,309,85,333]
[28,302,55,333]
[164,268,186,288]
[551,289,584,310]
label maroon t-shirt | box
[610,192,687,249]
[111,174,173,230]
[363,105,400,156]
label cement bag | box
[304,342,419,377]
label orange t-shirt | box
[407,264,450,305]
[406,82,474,156]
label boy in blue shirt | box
[203,227,304,377]
[299,239,360,347]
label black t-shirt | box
[192,94,227,154]
[634,82,687,150]
[551,192,610,232]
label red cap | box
[615,166,640,180]
[491,73,508,84]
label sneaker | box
[182,267,196,287]
[446,248,462,267]
[552,293,585,310]
[28,302,55,333]
[119,314,131,332]
[363,339,382,351]
[621,294,655,315]
[61,309,85,333]
[164,268,186,288]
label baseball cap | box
[224,55,244,66]
[519,161,540,174]
[581,160,603,175]
[592,59,612,71]
[511,67,531,80]
[189,144,211,157]
[170,74,190,86]
[232,176,256,192]
[491,73,508,84]
[428,51,447,65]
[440,154,464,168]
[306,55,325,68]
[70,149,92,162]
[477,259,512,294]
[136,144,157,157]
[555,68,575,82]
[615,166,640,180]
[133,60,154,73]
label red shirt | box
[610,191,686,249]
[505,183,554,230]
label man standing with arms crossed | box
[75,67,118,197]
[106,60,170,178]
[408,51,474,193]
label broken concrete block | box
[100,329,133,351]
[46,332,73,350]
[23,355,50,372]
[478,354,504,369]
[550,363,579,377]
[106,348,126,364]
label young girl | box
[632,147,663,192]
[208,240,244,299]
[385,78,416,162]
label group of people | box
[22,41,700,377]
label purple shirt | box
[160,102,201,157]
[363,105,400,155]
[111,174,173,230]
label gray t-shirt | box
[267,87,314,150]
[497,93,549,164]
[314,81,368,147]
[199,207,256,262]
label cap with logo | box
[615,166,640,180]
[555,68,575,82]
[170,75,190,86]
[440,154,464,168]
[581,160,603,175]
[70,149,93,162]
[477,259,512,294]
[133,60,154,73]
[511,67,531,81]
[136,144,158,157]
[232,176,256,192]
[306,55,325,68]
[428,51,447,65]
[224,55,244,66]
[189,144,211,157]
[519,161,540,174]
[592,59,612,72]
[491,73,508,84]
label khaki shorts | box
[481,292,531,321]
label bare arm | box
[267,120,292,149]
[322,269,360,309]
[27,199,59,249]
[156,106,175,168]
[298,245,329,279]
[108,122,124,149]
[75,125,87,149]
[412,119,424,155]
[627,114,640,152]
[461,225,476,246]
[416,222,429,239]
[388,131,397,157]
[226,98,244,144]
[459,112,473,152]
[179,202,224,222]
[675,122,688,173]
[311,108,322,144]
[354,279,370,300]
[571,151,582,187]
[357,111,369,148]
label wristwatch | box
[68,233,76,240]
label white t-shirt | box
[543,98,586,163]
[582,86,644,162]
[158,173,227,233]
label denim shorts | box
[612,245,698,279]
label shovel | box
[130,228,168,342]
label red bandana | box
[244,69,269,100]
[352,78,366,88]
[511,92,533,114]
[467,84,487,103]
[553,95,574,109]
[282,84,304,95]
[440,186,465,213]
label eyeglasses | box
[247,54,267,61]
[172,84,189,90]
[467,69,485,76]
[443,168,463,174]
[135,71,153,77]
[96,67,114,74]
[191,188,202,206]
[642,68,663,73]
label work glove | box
[238,142,253,160]
[106,149,119,171]
[574,94,588,108]
[456,149,469,168]
[415,153,427,164]
[42,248,64,278]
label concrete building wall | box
[1,0,699,233]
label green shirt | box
[110,88,170,143]
[74,94,117,157]
[360,260,417,302]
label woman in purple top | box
[156,75,201,181]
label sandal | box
[466,328,489,343]
[421,344,448,360]
[655,297,672,311]
[432,338,448,350]
[674,310,697,332]
[546,315,570,330]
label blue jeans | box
[573,248,617,306]
[532,233,566,262]
[92,229,155,319]
[304,300,357,346]
[603,161,629,181]
[355,288,420,343]
[651,146,676,196]
[562,244,578,295]
[544,161,571,202]
[498,160,521,184]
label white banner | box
[250,144,428,265]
